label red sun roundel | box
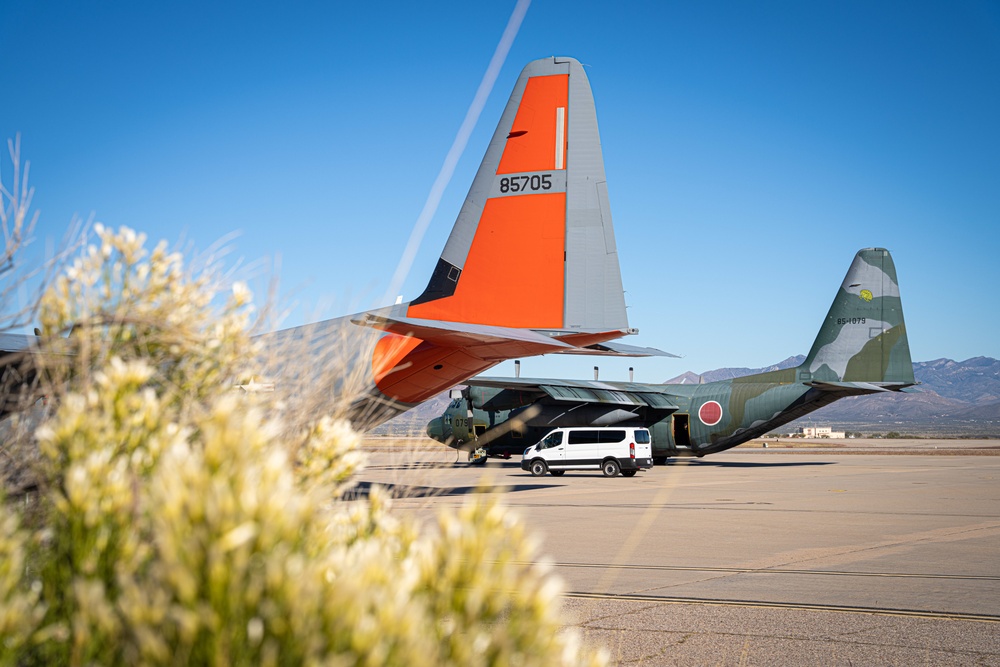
[698,401,723,426]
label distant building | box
[798,426,845,439]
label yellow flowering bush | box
[0,225,605,666]
[0,490,44,667]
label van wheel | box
[529,460,548,477]
[550,470,565,476]
[621,470,637,477]
[602,460,620,477]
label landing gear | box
[469,447,488,465]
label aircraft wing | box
[0,333,45,420]
[805,380,918,394]
[468,376,679,411]
[0,333,40,355]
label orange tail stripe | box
[406,192,566,328]
[497,74,569,174]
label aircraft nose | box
[426,417,444,442]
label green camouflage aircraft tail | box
[801,247,914,387]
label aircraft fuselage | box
[429,247,916,460]
[428,372,850,459]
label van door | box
[538,430,566,467]
[599,429,628,465]
[567,430,602,469]
[633,428,653,458]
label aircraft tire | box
[602,459,620,477]
[652,457,668,465]
[529,459,548,477]
[621,470,637,477]
[550,470,565,476]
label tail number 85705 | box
[500,174,552,193]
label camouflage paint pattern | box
[428,249,915,459]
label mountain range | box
[374,357,1000,438]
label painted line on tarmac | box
[551,561,1000,582]
[564,591,1000,623]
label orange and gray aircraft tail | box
[256,56,671,429]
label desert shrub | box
[0,225,605,666]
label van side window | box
[566,430,627,445]
[635,430,651,444]
[568,430,601,445]
[542,432,563,448]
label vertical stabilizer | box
[803,248,914,384]
[407,56,628,333]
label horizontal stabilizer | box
[354,314,671,360]
[806,380,917,394]
[353,314,572,351]
[553,341,679,358]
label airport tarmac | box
[355,441,1000,665]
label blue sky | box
[5,1,999,382]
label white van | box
[520,427,653,477]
